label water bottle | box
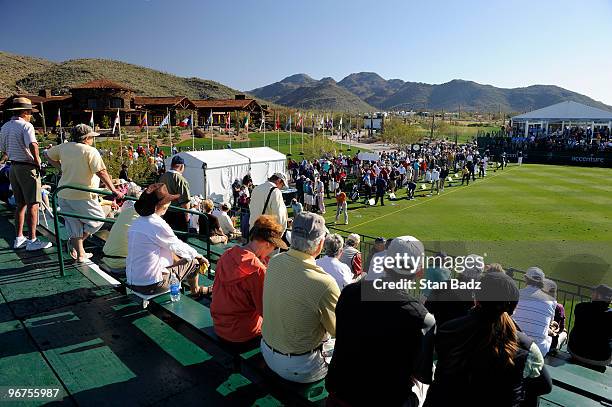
[170,273,180,302]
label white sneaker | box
[13,236,27,249]
[26,239,52,251]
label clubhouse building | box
[0,79,267,130]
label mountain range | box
[251,72,612,113]
[2,51,610,114]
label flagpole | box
[40,102,47,135]
[276,113,280,150]
[118,109,123,159]
[300,113,304,154]
[263,113,266,147]
[289,114,292,156]
[348,115,352,151]
[191,112,195,151]
[146,111,150,151]
[312,114,315,150]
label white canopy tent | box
[511,101,612,136]
[166,147,287,203]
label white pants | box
[261,339,330,383]
[518,157,523,165]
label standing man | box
[0,97,51,251]
[249,173,288,235]
[374,174,387,206]
[158,155,191,235]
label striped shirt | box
[0,117,37,164]
[513,285,556,355]
[262,249,340,354]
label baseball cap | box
[385,235,424,275]
[171,155,185,166]
[525,266,545,283]
[463,254,485,280]
[594,284,612,302]
[374,237,387,244]
[291,212,328,241]
[475,272,519,313]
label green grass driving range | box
[321,164,611,287]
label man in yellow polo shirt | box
[261,212,339,383]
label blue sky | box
[2,0,611,104]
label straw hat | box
[7,97,39,112]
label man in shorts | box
[0,97,52,251]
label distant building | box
[363,112,385,131]
[0,79,267,131]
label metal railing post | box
[50,188,65,277]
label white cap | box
[525,266,545,283]
[385,235,424,275]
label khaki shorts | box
[58,198,105,238]
[9,163,41,205]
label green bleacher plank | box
[153,294,214,330]
[132,313,212,366]
[540,385,603,407]
[0,320,71,405]
[545,362,611,402]
[252,394,283,407]
[216,373,252,396]
[546,351,612,386]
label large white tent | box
[166,147,287,203]
[511,101,612,135]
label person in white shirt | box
[512,267,556,356]
[212,202,240,238]
[0,97,52,251]
[248,173,288,234]
[430,167,440,194]
[316,234,354,290]
[127,183,210,296]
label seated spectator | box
[261,212,339,383]
[327,236,436,407]
[102,183,142,274]
[423,253,474,326]
[542,279,567,352]
[568,284,612,368]
[212,202,240,239]
[365,237,386,271]
[126,183,209,296]
[198,199,228,245]
[339,233,362,277]
[211,215,287,344]
[512,267,556,356]
[316,234,354,290]
[424,272,552,407]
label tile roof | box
[192,98,256,109]
[71,79,135,91]
[133,96,188,106]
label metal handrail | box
[50,184,210,277]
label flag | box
[207,111,213,126]
[178,116,191,127]
[285,115,292,131]
[296,112,303,128]
[339,116,343,126]
[89,111,94,129]
[55,109,61,127]
[159,113,170,128]
[225,113,230,130]
[259,115,265,131]
[319,115,324,130]
[111,108,120,134]
[139,112,148,129]
[274,113,280,130]
[243,114,249,130]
